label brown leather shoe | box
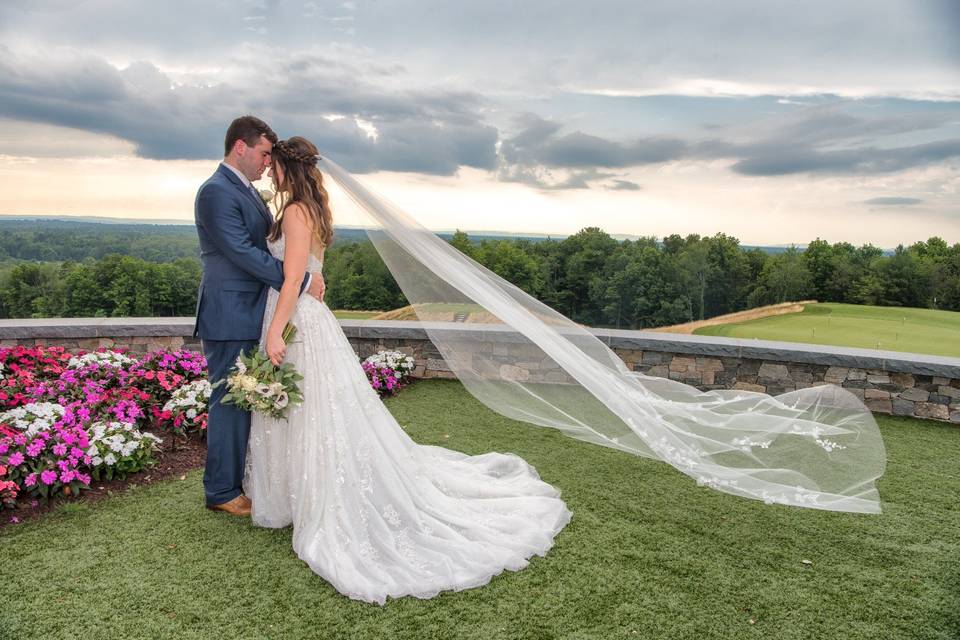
[206,495,252,517]
[236,494,252,509]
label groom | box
[193,115,324,516]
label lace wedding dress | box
[243,237,572,605]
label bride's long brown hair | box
[268,136,334,249]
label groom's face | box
[237,135,273,182]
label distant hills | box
[0,214,890,254]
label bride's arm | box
[265,204,312,366]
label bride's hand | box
[266,330,286,366]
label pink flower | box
[52,443,67,456]
[7,451,24,466]
[40,469,57,485]
[0,442,8,455]
[60,470,76,484]
[24,473,37,487]
[26,441,44,457]
[76,473,91,485]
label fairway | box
[694,303,960,358]
[331,309,383,320]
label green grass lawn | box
[2,380,959,640]
[694,303,960,358]
[331,310,383,320]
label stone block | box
[891,398,914,416]
[669,356,696,372]
[847,369,867,381]
[842,380,868,389]
[950,411,960,424]
[824,366,848,384]
[758,363,790,380]
[865,398,892,413]
[738,361,761,376]
[733,381,766,393]
[696,358,724,372]
[938,385,960,400]
[647,365,669,379]
[641,351,667,365]
[845,388,865,401]
[928,394,951,405]
[890,372,915,388]
[933,377,951,385]
[867,374,891,385]
[915,403,950,420]
[427,358,452,372]
[898,387,930,402]
[864,389,890,400]
[702,370,715,385]
[766,384,797,395]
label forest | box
[1,219,957,327]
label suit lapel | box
[218,164,274,227]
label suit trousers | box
[202,338,259,506]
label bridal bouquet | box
[215,323,304,419]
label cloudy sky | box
[1,0,958,246]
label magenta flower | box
[24,473,37,487]
[40,469,57,485]
[52,443,67,456]
[26,440,44,457]
[6,451,24,466]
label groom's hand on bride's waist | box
[307,272,325,302]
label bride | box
[246,135,885,604]
[244,136,573,605]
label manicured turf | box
[2,380,958,639]
[331,310,383,320]
[694,303,960,358]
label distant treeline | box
[0,222,957,324]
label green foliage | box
[1,218,958,324]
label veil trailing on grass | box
[318,156,886,513]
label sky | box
[0,0,958,246]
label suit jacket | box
[193,163,307,340]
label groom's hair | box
[224,115,278,156]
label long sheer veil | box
[317,156,886,514]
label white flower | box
[275,391,289,409]
[91,456,103,466]
[103,453,117,466]
[67,350,135,370]
[239,375,258,392]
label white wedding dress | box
[244,237,572,605]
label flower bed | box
[0,346,209,517]
[0,345,418,522]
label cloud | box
[728,139,960,176]
[0,48,497,175]
[606,179,641,191]
[864,197,924,205]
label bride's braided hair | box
[273,139,319,166]
[268,136,334,248]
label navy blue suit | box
[194,163,307,506]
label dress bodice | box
[268,235,324,271]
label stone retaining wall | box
[2,317,958,423]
